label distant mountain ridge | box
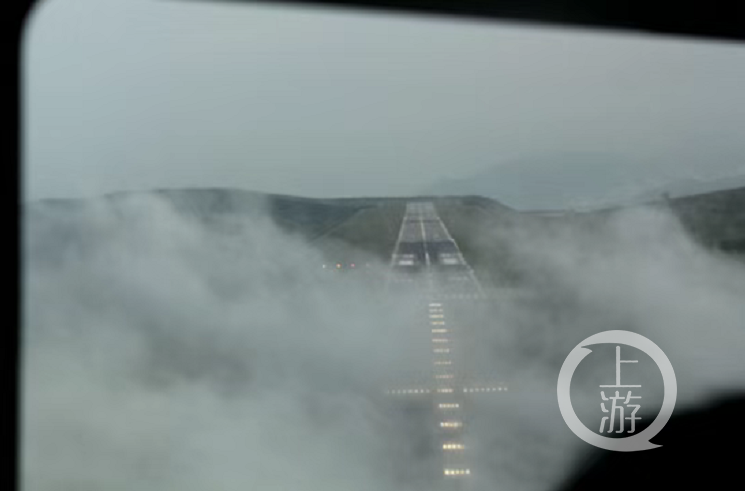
[619,174,745,206]
[423,153,745,211]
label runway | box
[386,202,505,487]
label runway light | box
[429,303,442,307]
[444,468,470,476]
[429,314,444,318]
[432,338,448,343]
[433,361,452,365]
[437,388,453,393]
[440,421,462,428]
[431,321,445,325]
[433,348,450,353]
[438,403,459,409]
[443,443,465,450]
[336,263,341,269]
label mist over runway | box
[20,189,745,491]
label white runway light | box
[444,469,471,476]
[440,421,462,428]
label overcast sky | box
[23,0,745,201]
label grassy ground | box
[311,201,406,264]
[669,187,745,252]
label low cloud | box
[21,195,745,491]
[22,194,436,491]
